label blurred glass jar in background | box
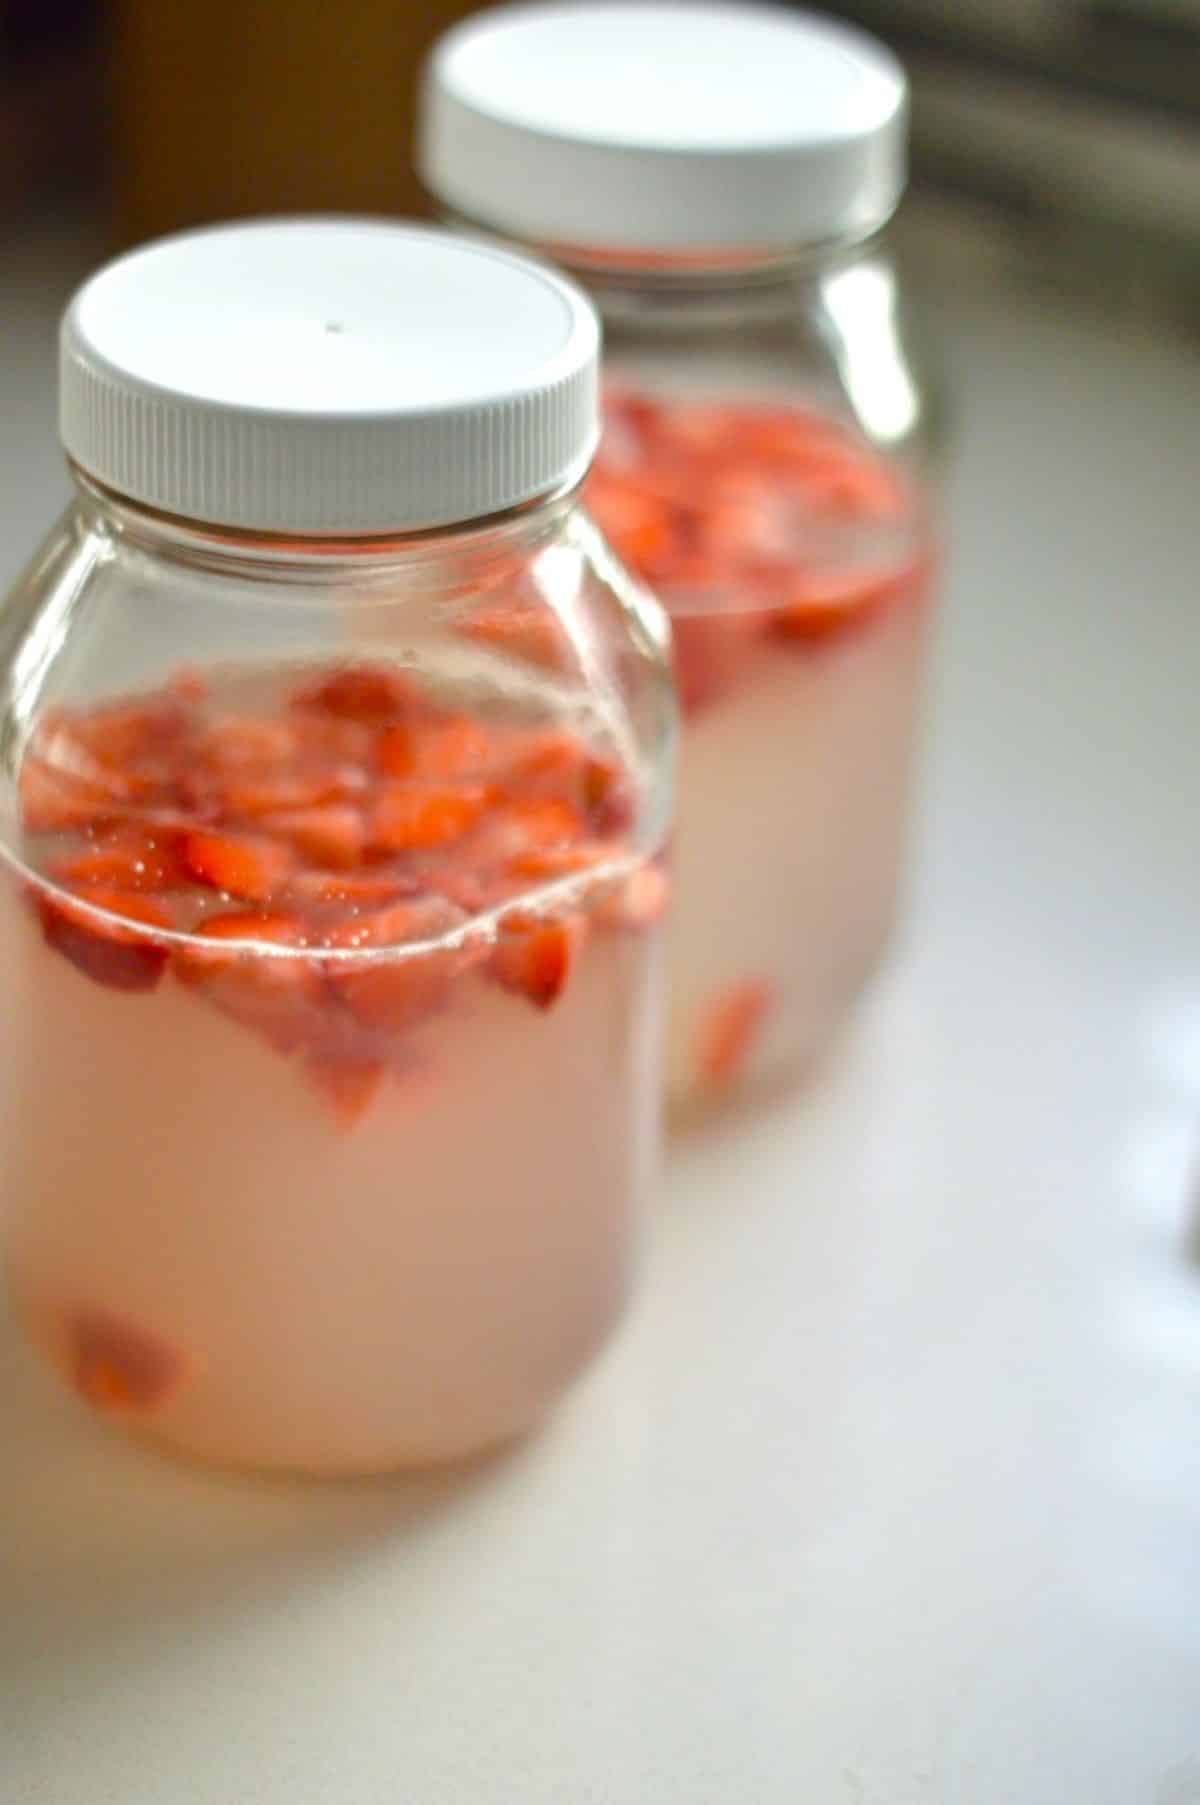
[420,2,940,1118]
[0,219,673,1474]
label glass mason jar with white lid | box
[421,2,940,1117]
[0,218,673,1474]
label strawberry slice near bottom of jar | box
[695,979,773,1091]
[69,1303,189,1415]
[490,912,587,1010]
[35,886,174,992]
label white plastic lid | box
[60,218,600,535]
[419,3,908,254]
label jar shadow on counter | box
[0,1297,529,1668]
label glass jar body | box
[561,234,940,1114]
[0,483,673,1473]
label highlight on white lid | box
[59,217,600,535]
[419,2,908,254]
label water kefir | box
[587,386,933,1113]
[0,658,664,1474]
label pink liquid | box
[665,588,926,1107]
[588,387,934,1110]
[0,662,664,1472]
[2,882,659,1471]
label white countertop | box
[2,223,1199,1804]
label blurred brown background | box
[3,0,1200,329]
[2,0,479,240]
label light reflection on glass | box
[820,261,920,446]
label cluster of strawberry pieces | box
[20,664,663,1126]
[586,388,926,714]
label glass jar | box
[420,3,938,1117]
[0,220,673,1474]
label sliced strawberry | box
[670,610,759,716]
[491,913,586,1010]
[304,1056,386,1128]
[583,756,634,834]
[287,868,419,910]
[497,727,584,794]
[195,717,297,769]
[292,664,417,723]
[288,712,376,765]
[378,716,492,780]
[49,822,189,892]
[695,979,772,1090]
[768,564,911,645]
[506,842,613,883]
[490,796,584,854]
[19,759,116,833]
[36,886,173,992]
[586,474,677,569]
[328,896,471,1034]
[66,697,191,769]
[461,601,567,672]
[70,1304,188,1415]
[368,782,488,853]
[175,910,308,960]
[183,829,295,903]
[263,804,364,870]
[174,912,326,1056]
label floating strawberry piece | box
[587,476,677,568]
[19,758,118,833]
[461,601,566,672]
[288,868,419,910]
[495,796,583,851]
[369,782,488,853]
[695,979,771,1090]
[33,700,191,809]
[264,804,364,870]
[304,1056,386,1128]
[70,1304,187,1415]
[592,385,922,680]
[498,728,584,793]
[378,716,491,780]
[175,910,309,960]
[36,885,174,992]
[507,842,613,883]
[491,913,586,1010]
[292,664,417,723]
[670,612,759,716]
[196,717,297,769]
[174,912,326,1056]
[770,564,914,645]
[50,822,190,892]
[289,712,377,766]
[329,896,472,1034]
[19,659,657,1110]
[183,829,295,903]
